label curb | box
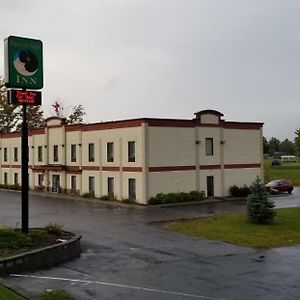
[0,278,35,300]
[0,233,81,276]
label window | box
[71,176,76,193]
[14,147,18,162]
[205,138,214,156]
[107,142,114,162]
[38,146,43,162]
[4,172,8,185]
[4,148,7,162]
[88,176,95,194]
[128,141,135,162]
[128,178,136,200]
[38,174,43,187]
[14,173,18,185]
[53,145,58,162]
[88,143,94,162]
[108,177,114,197]
[71,144,76,162]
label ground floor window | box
[128,178,136,200]
[14,173,18,186]
[38,174,43,188]
[4,173,8,185]
[52,175,60,192]
[89,176,95,195]
[71,176,77,193]
[108,177,114,197]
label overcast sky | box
[0,0,299,140]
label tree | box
[246,177,276,224]
[16,106,44,131]
[295,128,300,157]
[263,137,269,155]
[268,137,281,157]
[0,77,21,133]
[280,138,294,155]
[67,104,86,124]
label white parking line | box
[10,274,228,300]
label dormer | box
[45,116,67,127]
[194,110,224,125]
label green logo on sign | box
[4,36,43,90]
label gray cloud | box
[0,0,299,140]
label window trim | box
[71,144,76,162]
[128,141,136,162]
[53,145,59,162]
[107,142,114,162]
[205,138,214,156]
[38,146,43,162]
[14,147,18,162]
[88,143,95,162]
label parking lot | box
[1,189,300,299]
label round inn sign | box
[4,36,43,90]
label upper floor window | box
[38,146,43,162]
[53,145,58,162]
[4,148,7,162]
[88,143,95,162]
[205,138,214,156]
[71,144,76,162]
[107,142,114,162]
[128,141,135,162]
[14,147,18,162]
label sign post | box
[4,36,43,234]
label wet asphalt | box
[0,189,300,300]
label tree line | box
[0,77,86,134]
[264,135,300,157]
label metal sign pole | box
[21,102,29,234]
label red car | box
[265,179,293,194]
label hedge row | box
[0,184,21,191]
[149,191,205,205]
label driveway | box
[0,189,300,300]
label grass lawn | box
[0,285,75,300]
[264,160,300,186]
[164,207,300,249]
[0,284,26,300]
[40,290,75,300]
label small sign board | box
[7,89,42,105]
[4,36,43,90]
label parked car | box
[271,159,281,166]
[265,179,293,194]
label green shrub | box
[247,177,276,224]
[229,185,251,197]
[149,191,205,205]
[82,192,94,198]
[122,198,136,204]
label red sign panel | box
[8,89,42,105]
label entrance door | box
[207,176,214,197]
[52,175,60,192]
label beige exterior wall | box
[148,127,195,167]
[223,129,261,164]
[148,171,196,198]
[0,110,264,203]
